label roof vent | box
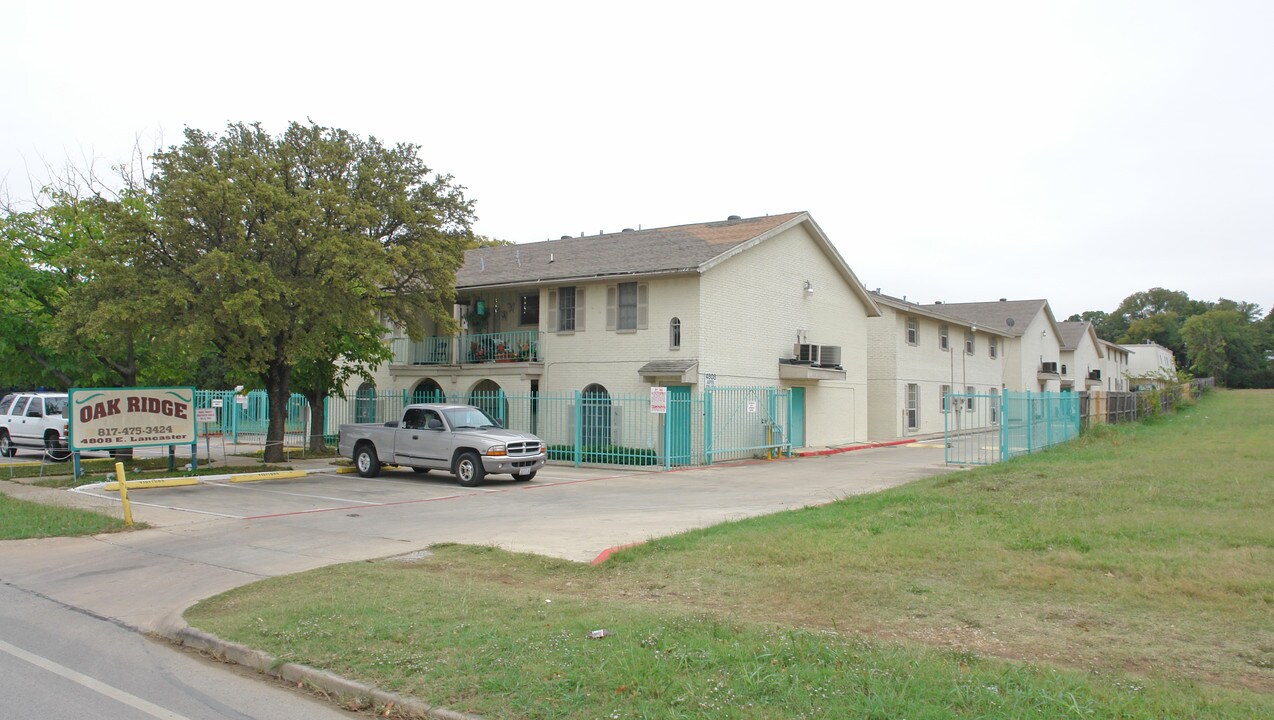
[935,301,943,304]
[622,228,634,232]
[560,235,571,240]
[999,298,1007,302]
[727,214,742,221]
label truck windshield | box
[442,408,500,429]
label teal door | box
[667,386,692,466]
[788,387,806,448]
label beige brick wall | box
[867,304,1007,439]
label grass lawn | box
[187,389,1273,719]
[0,492,134,539]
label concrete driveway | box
[0,445,950,635]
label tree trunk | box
[262,361,292,464]
[305,388,328,453]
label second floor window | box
[965,330,975,355]
[906,317,918,345]
[939,324,949,351]
[559,287,577,331]
[990,337,998,359]
[670,317,681,349]
[617,282,638,330]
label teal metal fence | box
[317,385,792,468]
[194,389,309,446]
[945,391,1080,465]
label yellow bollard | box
[114,462,134,527]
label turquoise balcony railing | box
[388,330,542,365]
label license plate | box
[519,468,530,475]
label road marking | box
[0,638,195,720]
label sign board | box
[650,387,667,414]
[211,398,224,408]
[705,373,717,389]
[236,394,249,406]
[68,387,197,450]
[195,407,218,423]
[746,400,758,414]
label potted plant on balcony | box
[496,342,512,362]
[515,340,532,362]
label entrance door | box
[666,386,692,465]
[788,387,806,448]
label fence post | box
[1000,391,1008,463]
[1046,393,1053,449]
[572,390,583,468]
[1025,391,1033,454]
[704,390,714,464]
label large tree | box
[107,122,473,462]
[0,189,191,391]
[1181,309,1265,386]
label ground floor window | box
[411,379,444,404]
[468,379,508,425]
[355,382,376,424]
[905,383,919,430]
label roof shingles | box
[455,213,803,289]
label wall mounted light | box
[804,280,814,294]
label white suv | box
[0,392,72,461]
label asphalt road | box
[0,582,358,719]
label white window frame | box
[990,336,998,359]
[965,330,975,355]
[906,317,918,346]
[966,386,975,411]
[669,317,681,349]
[905,383,919,430]
[939,324,949,351]
[940,384,951,413]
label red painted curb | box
[794,439,917,457]
[591,542,642,565]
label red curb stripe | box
[794,439,917,457]
[592,542,643,565]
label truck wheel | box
[0,431,14,458]
[513,470,536,482]
[412,467,430,474]
[355,444,381,478]
[454,451,485,487]
[45,433,70,462]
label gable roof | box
[869,292,1014,337]
[1057,321,1105,358]
[456,211,880,315]
[918,299,1060,338]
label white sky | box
[4,1,1271,320]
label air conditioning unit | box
[1041,361,1058,374]
[794,343,820,364]
[818,345,842,368]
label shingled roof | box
[455,211,880,315]
[456,212,803,288]
[918,299,1053,337]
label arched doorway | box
[581,383,612,447]
[411,379,445,404]
[355,382,376,424]
[468,379,508,426]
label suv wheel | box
[0,431,15,458]
[44,433,70,462]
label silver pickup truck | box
[337,403,546,486]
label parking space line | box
[199,480,388,506]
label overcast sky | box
[4,1,1271,320]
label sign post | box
[649,387,668,414]
[196,406,217,464]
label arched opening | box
[468,379,508,426]
[411,379,445,404]
[669,317,681,349]
[581,383,612,447]
[355,382,377,424]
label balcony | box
[389,330,543,366]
